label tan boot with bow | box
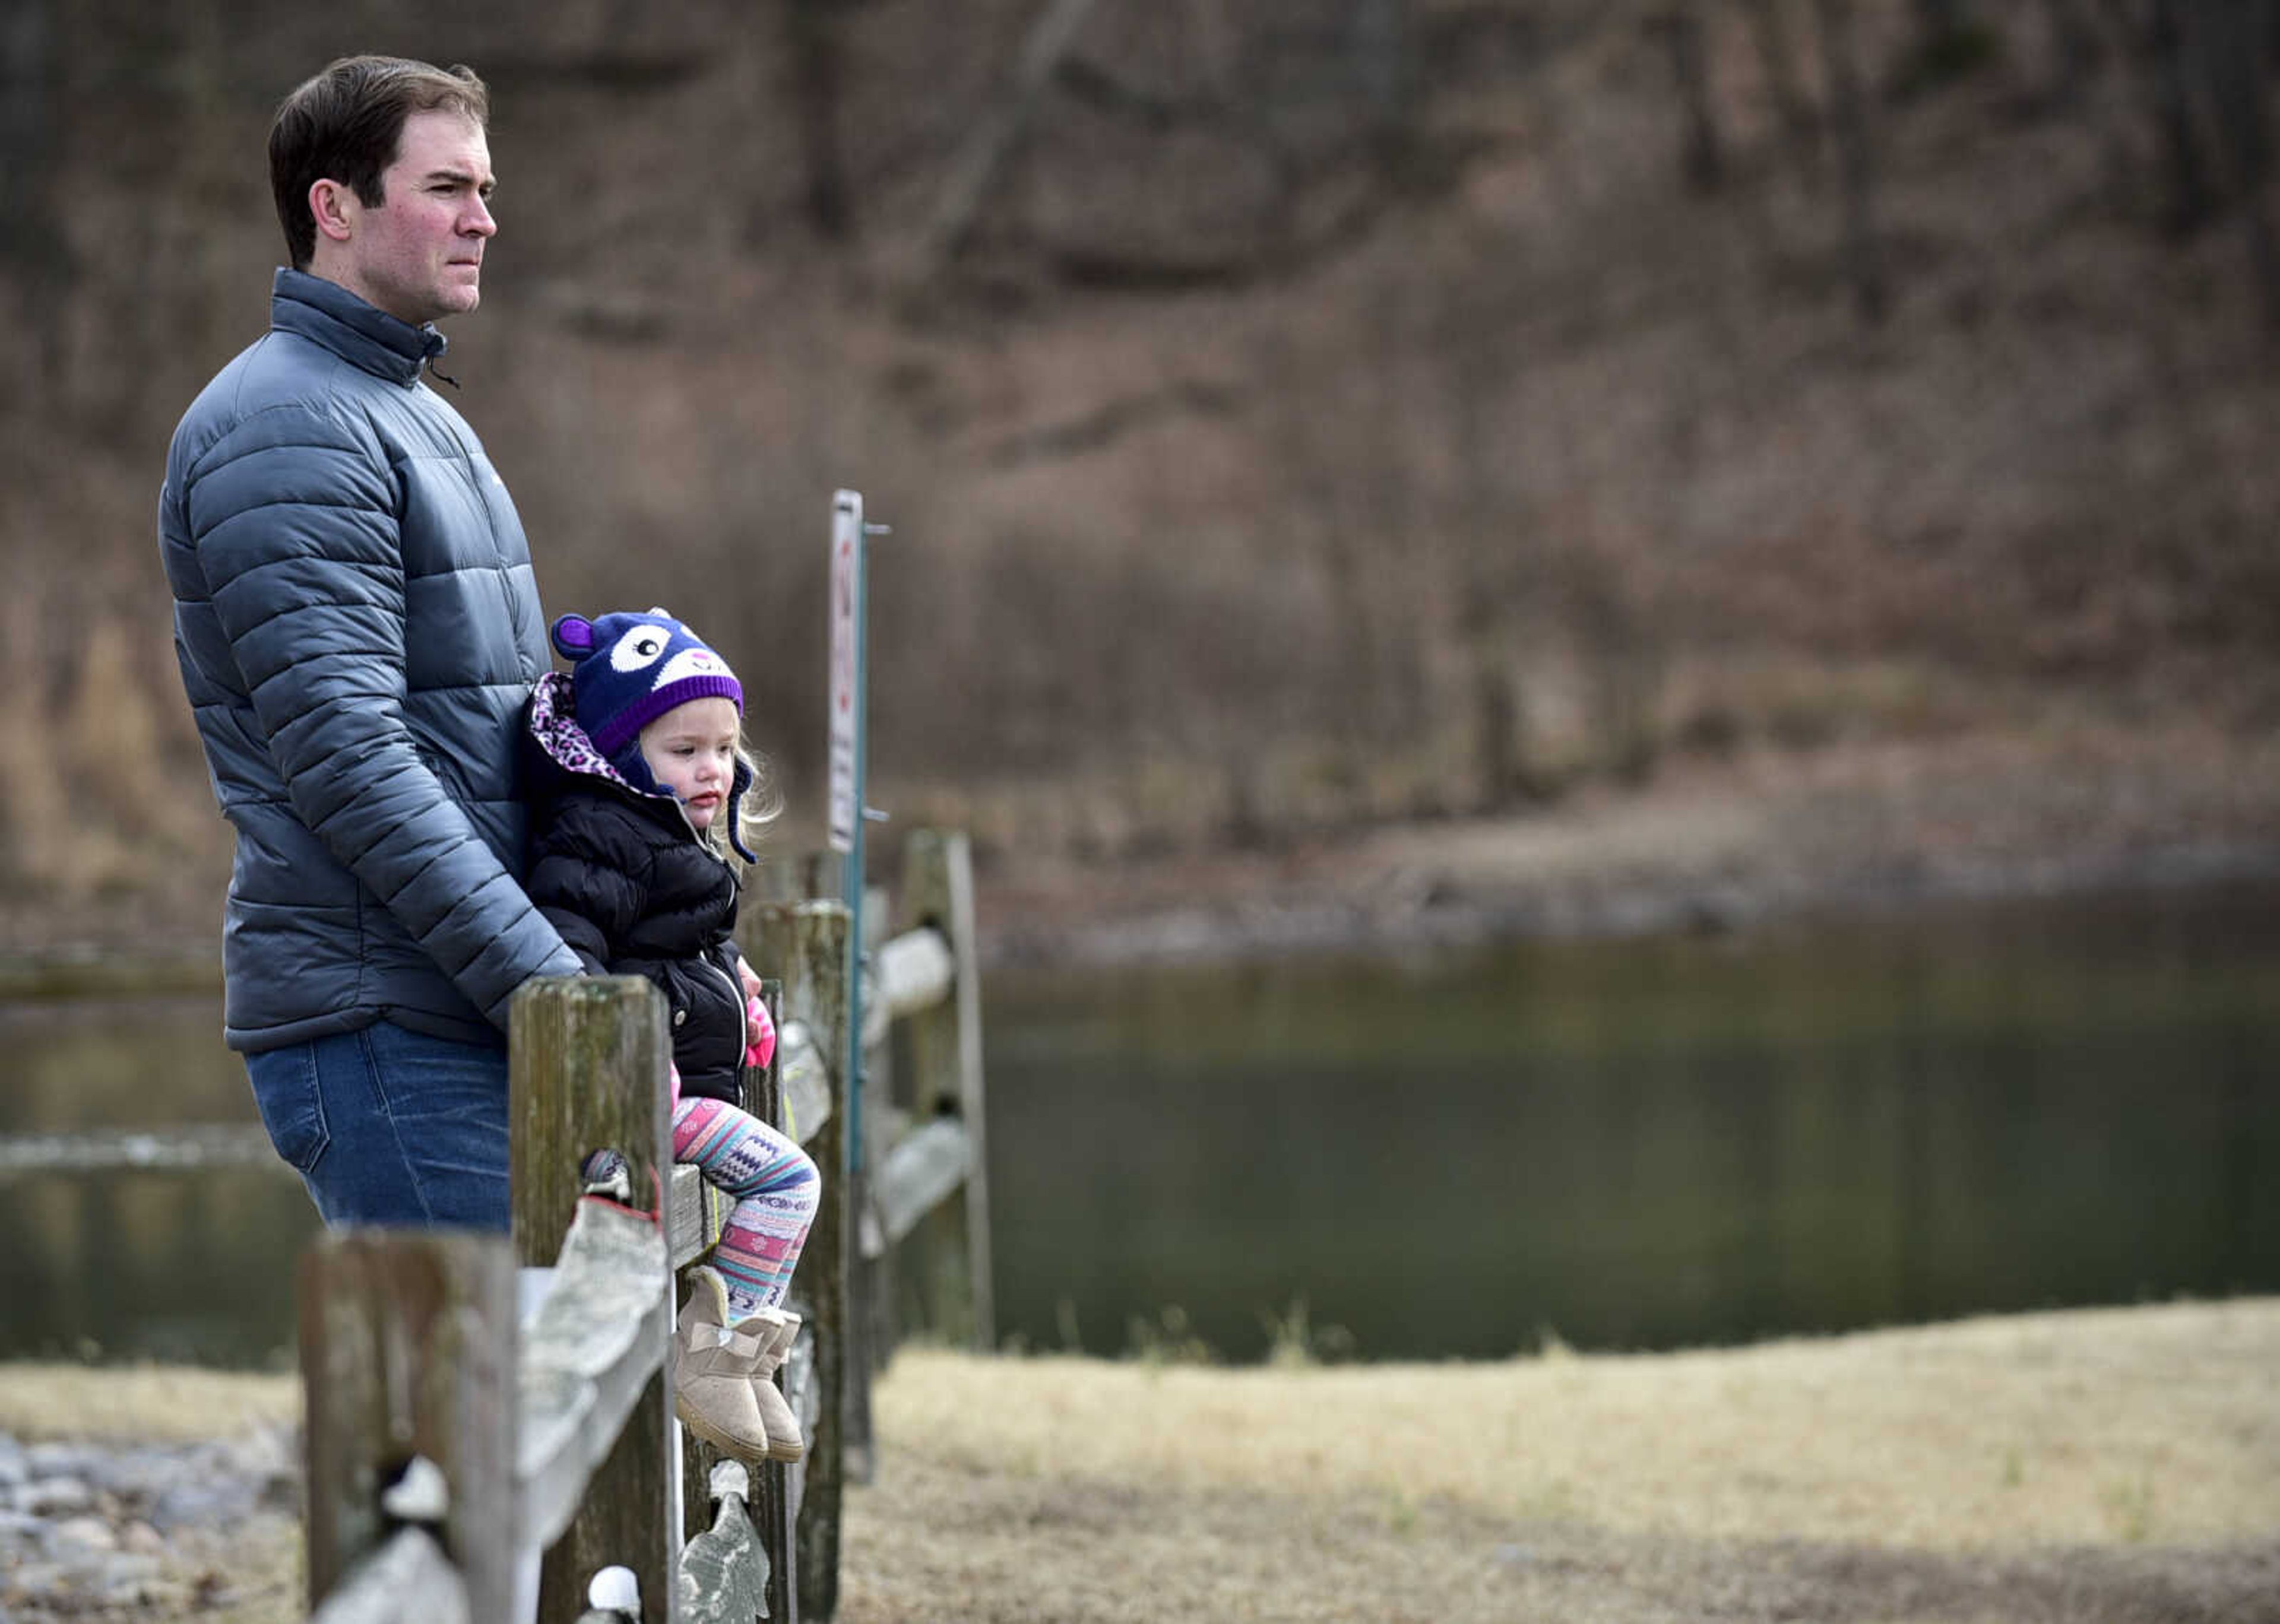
[672,1267,773,1461]
[741,1306,806,1463]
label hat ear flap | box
[552,614,597,661]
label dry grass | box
[841,1301,2280,1623]
[5,1301,2276,1623]
[866,1300,2280,1551]
[0,1362,296,1445]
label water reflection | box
[983,884,2280,1361]
[0,996,312,1366]
[3,1166,314,1366]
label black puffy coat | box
[521,673,753,1103]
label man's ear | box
[309,178,356,245]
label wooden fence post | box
[677,978,800,1622]
[748,900,851,1623]
[748,852,837,908]
[299,1230,515,1623]
[844,883,892,1485]
[750,978,802,1624]
[511,976,674,1624]
[900,829,995,1350]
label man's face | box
[329,109,496,327]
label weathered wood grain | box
[679,978,799,1621]
[899,829,995,1349]
[677,1460,771,1622]
[517,1195,672,1555]
[873,926,955,1022]
[511,977,675,1624]
[868,1118,971,1257]
[789,902,850,1622]
[669,1164,734,1271]
[307,1526,469,1624]
[297,1232,514,1624]
[751,981,803,1623]
[298,833,987,1624]
[772,1020,834,1147]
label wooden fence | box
[295,830,992,1623]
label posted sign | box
[828,490,863,853]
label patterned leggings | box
[672,1096,821,1319]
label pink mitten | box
[667,1059,682,1108]
[745,994,777,1070]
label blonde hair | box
[705,722,783,864]
[628,655,780,862]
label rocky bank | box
[0,1427,297,1621]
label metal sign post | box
[828,491,863,862]
[827,490,873,1183]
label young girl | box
[522,607,818,1464]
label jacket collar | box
[270,267,448,387]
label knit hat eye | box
[612,626,672,672]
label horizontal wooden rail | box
[308,1527,467,1624]
[866,1117,973,1259]
[517,1195,672,1556]
[0,1123,277,1176]
[775,1019,836,1149]
[877,925,954,1017]
[867,926,955,1049]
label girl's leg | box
[672,1098,821,1317]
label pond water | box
[2,883,2276,1367]
[983,882,2280,1362]
[0,994,315,1367]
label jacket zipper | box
[698,949,745,1076]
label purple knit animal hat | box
[550,608,743,778]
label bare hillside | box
[3,1,2278,944]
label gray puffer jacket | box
[159,268,582,1051]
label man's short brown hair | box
[269,55,489,271]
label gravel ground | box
[0,1429,297,1622]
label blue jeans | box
[243,1021,511,1230]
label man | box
[157,56,585,1229]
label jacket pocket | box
[654,961,694,1035]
